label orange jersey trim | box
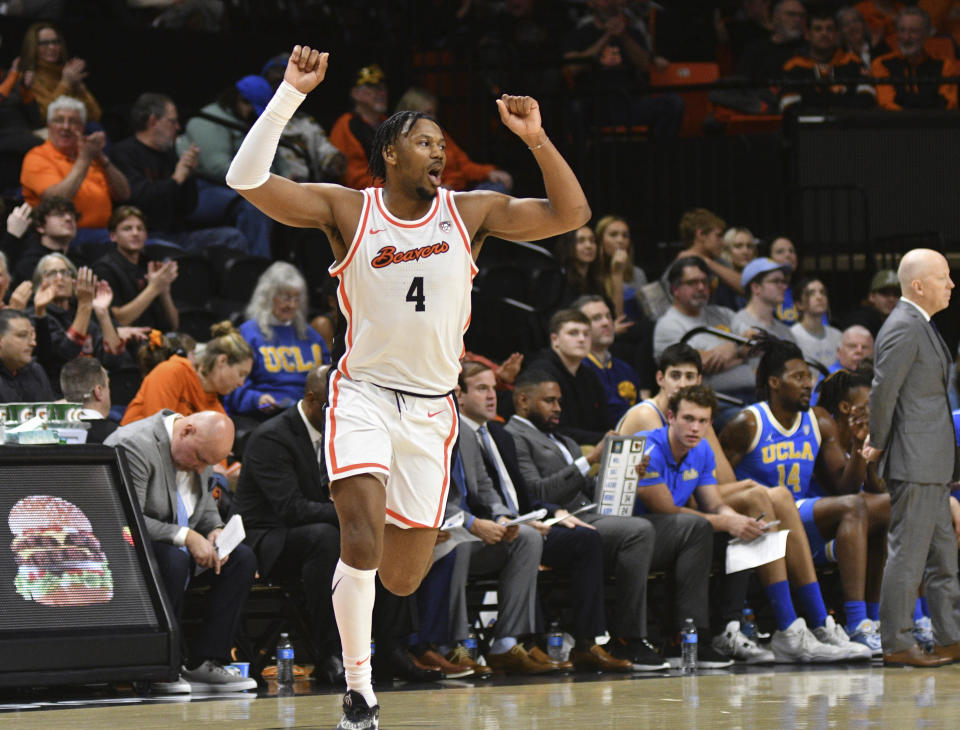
[329,189,373,277]
[374,187,440,228]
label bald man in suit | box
[864,249,960,667]
[106,410,258,690]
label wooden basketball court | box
[3,664,960,728]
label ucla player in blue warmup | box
[638,384,866,663]
[721,339,877,657]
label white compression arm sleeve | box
[225,80,306,190]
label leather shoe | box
[487,644,557,674]
[447,645,492,677]
[883,644,952,668]
[570,644,634,673]
[416,649,475,678]
[931,642,960,663]
[528,645,573,671]
[373,645,443,683]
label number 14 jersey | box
[733,400,822,499]
[329,187,478,396]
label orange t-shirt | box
[20,140,112,228]
[121,355,225,425]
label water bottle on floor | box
[547,621,564,662]
[277,632,294,693]
[680,618,697,674]
[741,606,757,640]
[464,631,479,660]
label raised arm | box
[456,95,590,246]
[226,46,357,259]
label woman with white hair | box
[225,261,330,420]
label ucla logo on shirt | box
[761,441,814,463]
[261,344,325,373]
[803,425,810,436]
[682,468,699,481]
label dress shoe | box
[312,654,345,685]
[931,642,960,664]
[416,649,475,678]
[373,645,443,683]
[883,644,952,668]
[528,645,573,671]
[487,644,557,675]
[570,644,634,673]
[447,645,492,677]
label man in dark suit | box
[864,248,960,667]
[59,356,118,443]
[506,368,729,669]
[456,360,632,672]
[105,410,258,692]
[235,365,342,679]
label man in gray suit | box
[864,248,960,667]
[105,410,258,691]
[505,369,731,669]
[442,411,548,675]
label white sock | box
[332,559,377,707]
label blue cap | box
[235,75,273,117]
[741,257,790,289]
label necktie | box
[478,425,519,515]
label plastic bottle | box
[741,606,757,640]
[547,621,564,662]
[276,632,294,692]
[680,618,697,675]
[463,631,479,660]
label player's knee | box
[379,569,420,597]
[843,494,868,523]
[743,484,772,511]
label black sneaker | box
[336,690,380,729]
[608,637,669,671]
[664,640,735,669]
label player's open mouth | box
[427,167,442,185]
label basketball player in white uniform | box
[226,46,590,729]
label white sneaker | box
[770,617,848,663]
[712,621,776,664]
[812,615,872,661]
[182,660,258,692]
[849,618,883,657]
[152,673,191,694]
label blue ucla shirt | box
[734,401,822,499]
[634,425,717,515]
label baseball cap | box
[354,63,385,87]
[870,269,899,292]
[235,75,273,117]
[741,257,790,289]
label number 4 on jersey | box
[406,276,426,311]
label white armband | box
[226,80,306,190]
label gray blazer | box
[459,418,512,520]
[869,299,960,484]
[504,416,592,510]
[105,410,224,543]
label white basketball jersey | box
[329,187,477,395]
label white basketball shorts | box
[324,371,458,529]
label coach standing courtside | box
[863,249,960,667]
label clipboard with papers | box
[593,435,648,517]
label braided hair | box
[754,337,806,402]
[367,110,434,182]
[815,367,873,418]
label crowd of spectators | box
[0,0,957,696]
